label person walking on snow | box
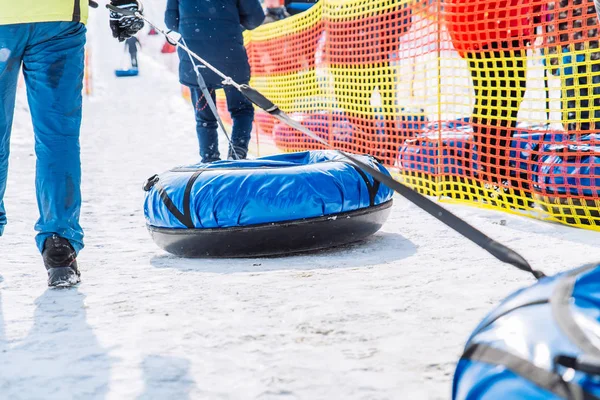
[165,0,265,162]
[125,35,142,68]
[0,0,144,287]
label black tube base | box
[148,200,393,258]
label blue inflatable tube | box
[509,129,566,176]
[398,120,566,179]
[530,134,600,225]
[534,134,600,197]
[453,263,600,400]
[144,150,394,257]
[398,122,476,176]
[115,68,139,77]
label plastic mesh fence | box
[216,0,600,230]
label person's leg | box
[190,87,220,162]
[0,25,28,237]
[470,45,526,185]
[477,44,529,208]
[468,51,491,181]
[22,21,87,254]
[131,52,138,68]
[494,46,526,184]
[224,85,253,160]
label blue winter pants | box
[190,86,254,162]
[0,22,86,254]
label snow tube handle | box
[239,84,278,113]
[555,354,600,376]
[143,174,159,192]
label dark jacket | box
[165,0,265,88]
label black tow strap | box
[461,343,600,400]
[348,163,381,207]
[73,0,81,22]
[153,171,203,229]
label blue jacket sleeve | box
[164,0,180,31]
[238,0,265,30]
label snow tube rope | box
[143,162,382,230]
[143,170,202,229]
[454,263,600,400]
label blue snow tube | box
[531,135,600,225]
[535,152,600,197]
[509,129,566,177]
[533,135,600,197]
[397,120,566,178]
[398,122,476,176]
[115,68,139,77]
[453,263,600,400]
[143,150,394,257]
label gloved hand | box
[109,0,145,42]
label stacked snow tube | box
[453,263,600,400]
[144,150,394,257]
[509,127,566,179]
[397,121,567,180]
[397,118,476,176]
[533,134,600,225]
[272,111,353,152]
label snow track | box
[1,4,600,399]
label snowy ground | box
[2,5,600,400]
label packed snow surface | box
[1,4,600,399]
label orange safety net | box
[214,0,600,230]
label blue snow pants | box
[0,22,86,254]
[190,86,254,162]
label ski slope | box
[1,5,600,400]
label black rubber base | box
[148,200,393,258]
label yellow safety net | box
[215,0,600,230]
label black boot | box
[228,145,247,161]
[42,234,81,287]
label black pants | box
[466,43,526,184]
[130,52,138,68]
